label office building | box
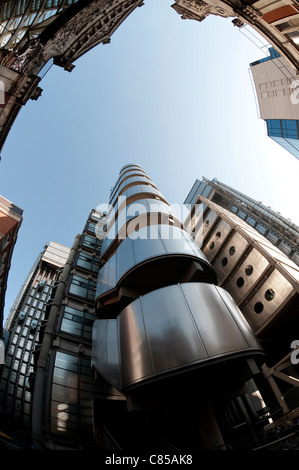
[30,209,106,450]
[2,167,299,450]
[0,195,22,366]
[0,209,107,450]
[91,163,268,450]
[185,177,299,266]
[250,47,299,160]
[184,179,299,431]
[0,241,70,448]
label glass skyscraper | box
[0,241,70,448]
[250,47,299,160]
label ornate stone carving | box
[172,0,234,22]
[42,0,144,67]
[242,5,262,22]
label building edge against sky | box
[0,195,22,366]
[185,177,299,266]
[250,47,299,160]
[0,242,70,446]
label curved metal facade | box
[92,164,265,396]
[93,282,263,392]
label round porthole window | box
[245,265,253,276]
[265,289,275,301]
[229,246,236,256]
[222,257,228,266]
[236,277,244,287]
[216,231,221,239]
[209,241,215,249]
[254,302,264,314]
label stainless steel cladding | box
[192,197,299,337]
[93,164,265,395]
[96,225,216,301]
[92,282,263,392]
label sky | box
[1,0,299,323]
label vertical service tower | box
[92,164,265,450]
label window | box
[76,252,100,273]
[81,234,102,253]
[86,222,97,235]
[281,120,298,139]
[60,306,95,339]
[256,224,267,235]
[245,265,253,276]
[69,275,96,301]
[51,351,99,440]
[254,302,264,314]
[229,246,236,256]
[238,210,247,220]
[246,216,256,227]
[265,289,275,301]
[286,31,299,45]
[221,257,228,266]
[267,119,282,137]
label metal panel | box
[92,283,264,392]
[110,175,158,206]
[242,269,295,333]
[224,248,270,305]
[92,320,109,380]
[202,218,232,261]
[121,184,164,203]
[101,198,172,256]
[212,231,249,284]
[195,208,218,243]
[92,318,121,390]
[140,284,208,373]
[180,283,260,355]
[118,300,154,386]
[96,226,213,299]
[107,320,121,387]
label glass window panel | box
[282,120,298,138]
[55,351,78,372]
[286,31,299,45]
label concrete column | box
[197,404,226,450]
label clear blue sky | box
[1,0,299,323]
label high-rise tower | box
[250,47,299,160]
[91,163,266,450]
[0,195,22,337]
[184,178,299,435]
[0,241,70,447]
[30,208,106,450]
